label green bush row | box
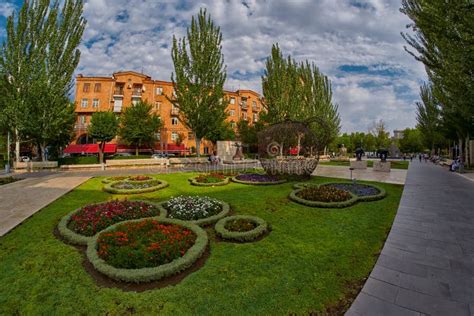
[58,156,98,166]
[86,217,208,283]
[230,176,287,186]
[188,177,230,187]
[157,200,231,227]
[57,200,168,246]
[102,179,169,194]
[215,215,268,242]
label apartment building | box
[73,71,263,154]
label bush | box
[297,185,352,202]
[289,186,358,208]
[57,200,166,245]
[159,196,230,226]
[103,179,169,194]
[86,217,208,283]
[0,176,21,186]
[215,215,268,242]
[58,156,98,166]
[231,174,287,185]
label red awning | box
[64,144,117,154]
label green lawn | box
[319,160,410,170]
[0,173,403,315]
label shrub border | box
[188,176,230,187]
[57,200,167,246]
[215,215,268,242]
[231,175,287,185]
[158,198,230,226]
[320,182,387,202]
[103,179,169,194]
[101,175,159,184]
[86,217,208,283]
[289,186,359,208]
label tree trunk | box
[465,136,470,167]
[98,142,104,164]
[15,129,20,163]
[39,142,47,162]
[195,138,201,157]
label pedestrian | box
[418,154,422,162]
[410,155,413,162]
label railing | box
[170,108,179,116]
[114,87,124,95]
[241,103,248,109]
[132,90,142,97]
[252,105,259,111]
[74,123,89,130]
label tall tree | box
[88,112,119,164]
[0,0,86,161]
[399,128,424,153]
[170,8,227,157]
[416,83,441,153]
[118,101,161,156]
[370,119,390,149]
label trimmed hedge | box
[215,215,269,242]
[86,217,208,283]
[231,176,287,186]
[57,200,167,246]
[157,199,231,227]
[321,182,387,202]
[58,156,98,166]
[188,177,230,187]
[101,175,159,184]
[289,186,359,208]
[102,179,169,194]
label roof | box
[64,144,117,154]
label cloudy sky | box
[0,0,426,134]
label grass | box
[0,172,403,315]
[319,160,410,170]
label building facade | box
[73,71,263,154]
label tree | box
[170,8,227,157]
[370,119,390,149]
[88,112,119,164]
[237,120,264,151]
[399,128,424,153]
[0,0,86,161]
[118,101,162,156]
[416,83,441,153]
[205,121,235,145]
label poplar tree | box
[170,8,227,157]
[416,83,441,153]
[0,0,86,161]
[88,112,119,164]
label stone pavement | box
[346,160,474,315]
[0,173,90,237]
[314,164,407,185]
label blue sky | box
[0,0,426,134]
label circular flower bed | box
[103,179,168,194]
[86,217,208,283]
[289,185,358,208]
[58,200,166,245]
[321,183,386,201]
[159,196,230,226]
[231,173,287,185]
[102,176,129,184]
[189,173,229,187]
[215,215,268,242]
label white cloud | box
[0,2,16,18]
[77,0,427,133]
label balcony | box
[241,102,248,110]
[113,87,124,96]
[131,90,142,98]
[170,108,179,116]
[74,123,89,130]
[252,105,259,112]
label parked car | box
[152,153,175,159]
[20,156,31,162]
[113,152,132,157]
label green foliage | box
[170,8,227,156]
[205,121,235,144]
[215,215,269,242]
[103,179,168,195]
[57,156,98,166]
[159,198,230,226]
[415,83,443,152]
[0,0,86,161]
[236,120,263,149]
[399,128,424,153]
[88,112,119,163]
[118,101,162,156]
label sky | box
[0,0,427,134]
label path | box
[0,173,90,237]
[347,161,474,315]
[315,164,407,185]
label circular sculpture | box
[215,215,269,242]
[231,173,287,185]
[158,196,230,226]
[103,179,169,194]
[57,200,166,245]
[189,173,230,187]
[321,182,386,202]
[86,217,208,283]
[289,184,359,208]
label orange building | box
[73,71,263,155]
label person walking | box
[418,154,422,162]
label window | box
[188,132,194,140]
[155,101,161,110]
[242,112,248,120]
[132,99,139,106]
[172,89,177,98]
[79,115,86,124]
[94,83,101,92]
[171,132,178,141]
[230,121,236,128]
[156,86,163,95]
[81,98,88,108]
[204,147,209,154]
[229,109,235,116]
[83,83,90,92]
[241,97,248,107]
[253,113,258,122]
[92,99,99,108]
[171,117,179,125]
[230,97,235,105]
[252,101,257,109]
[155,132,161,141]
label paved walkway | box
[347,161,474,315]
[315,164,407,185]
[0,173,90,237]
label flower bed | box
[215,215,268,242]
[189,173,230,187]
[102,175,153,184]
[103,179,168,194]
[128,175,153,181]
[159,196,230,226]
[102,176,129,184]
[57,200,166,245]
[289,185,358,208]
[86,217,208,283]
[321,182,386,201]
[231,173,287,185]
